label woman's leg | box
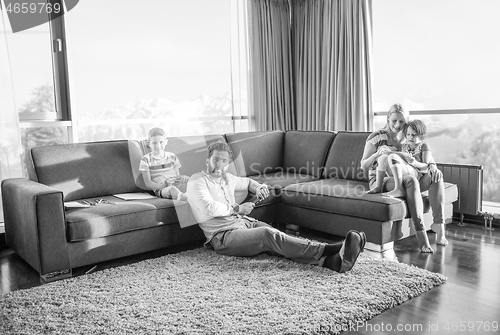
[383,154,418,198]
[368,155,389,194]
[420,174,449,246]
[384,175,433,252]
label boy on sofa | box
[187,140,366,273]
[139,127,189,201]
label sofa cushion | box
[283,131,336,178]
[65,197,192,241]
[129,134,237,190]
[281,179,459,223]
[281,179,406,222]
[225,131,285,177]
[323,131,370,182]
[29,141,142,202]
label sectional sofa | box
[1,130,458,281]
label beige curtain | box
[248,0,373,131]
[292,0,373,131]
[247,0,296,131]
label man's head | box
[206,141,232,178]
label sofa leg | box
[41,268,72,282]
[365,241,394,252]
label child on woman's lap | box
[368,120,433,198]
[368,119,436,253]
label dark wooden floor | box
[1,222,499,335]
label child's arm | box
[174,168,190,183]
[411,158,429,171]
[141,170,167,190]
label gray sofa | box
[1,130,458,281]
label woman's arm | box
[421,146,443,182]
[361,142,387,173]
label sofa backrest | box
[129,134,238,190]
[283,131,336,178]
[28,141,142,202]
[225,131,285,177]
[322,131,370,181]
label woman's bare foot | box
[420,246,434,253]
[431,223,449,246]
[382,188,405,198]
[416,230,434,253]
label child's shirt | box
[401,141,430,162]
[401,141,431,172]
[139,151,181,185]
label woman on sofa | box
[360,104,449,251]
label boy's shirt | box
[139,151,181,185]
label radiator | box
[437,163,484,217]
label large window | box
[373,0,500,204]
[0,9,57,121]
[64,0,241,142]
[0,1,249,227]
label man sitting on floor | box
[186,141,366,273]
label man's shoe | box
[339,230,365,273]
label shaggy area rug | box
[0,248,446,334]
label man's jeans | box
[210,219,326,266]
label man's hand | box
[255,183,270,201]
[239,202,255,215]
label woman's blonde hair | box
[384,104,410,130]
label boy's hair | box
[148,127,166,139]
[207,141,232,159]
[405,119,427,139]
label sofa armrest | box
[1,178,71,281]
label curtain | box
[292,0,373,131]
[0,17,24,224]
[248,0,373,131]
[247,0,296,131]
[230,0,254,132]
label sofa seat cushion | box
[281,179,459,223]
[282,179,406,222]
[65,197,190,241]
